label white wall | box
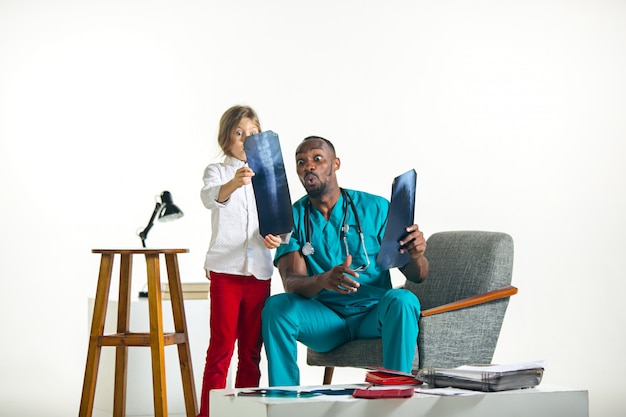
[1,1,624,416]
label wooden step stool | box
[79,249,197,417]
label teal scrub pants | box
[261,288,420,386]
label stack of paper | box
[415,360,546,392]
[161,282,209,300]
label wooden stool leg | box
[113,253,133,417]
[146,253,168,417]
[79,253,115,417]
[165,253,198,417]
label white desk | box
[88,298,211,416]
[211,384,589,417]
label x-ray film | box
[244,131,294,237]
[376,169,417,269]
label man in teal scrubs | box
[262,136,429,386]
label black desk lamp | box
[138,191,184,248]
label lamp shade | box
[158,191,183,222]
[138,190,184,247]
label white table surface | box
[211,383,589,417]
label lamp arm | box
[138,202,162,247]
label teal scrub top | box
[274,189,392,317]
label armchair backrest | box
[404,231,514,310]
[404,231,515,369]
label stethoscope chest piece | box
[302,241,315,257]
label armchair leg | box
[323,367,335,385]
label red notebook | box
[364,367,422,386]
[353,387,414,399]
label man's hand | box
[399,224,427,260]
[399,224,429,283]
[315,255,361,294]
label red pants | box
[197,271,271,417]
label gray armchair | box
[307,230,517,384]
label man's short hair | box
[301,136,336,154]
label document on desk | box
[415,387,482,396]
[453,360,547,375]
[230,385,363,402]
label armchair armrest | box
[421,285,518,317]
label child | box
[197,105,281,417]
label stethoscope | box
[301,188,370,272]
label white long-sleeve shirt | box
[200,156,273,280]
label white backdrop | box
[1,1,625,416]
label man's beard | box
[306,181,327,199]
[303,168,333,199]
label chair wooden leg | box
[323,367,335,385]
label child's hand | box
[263,234,282,249]
[234,166,255,187]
